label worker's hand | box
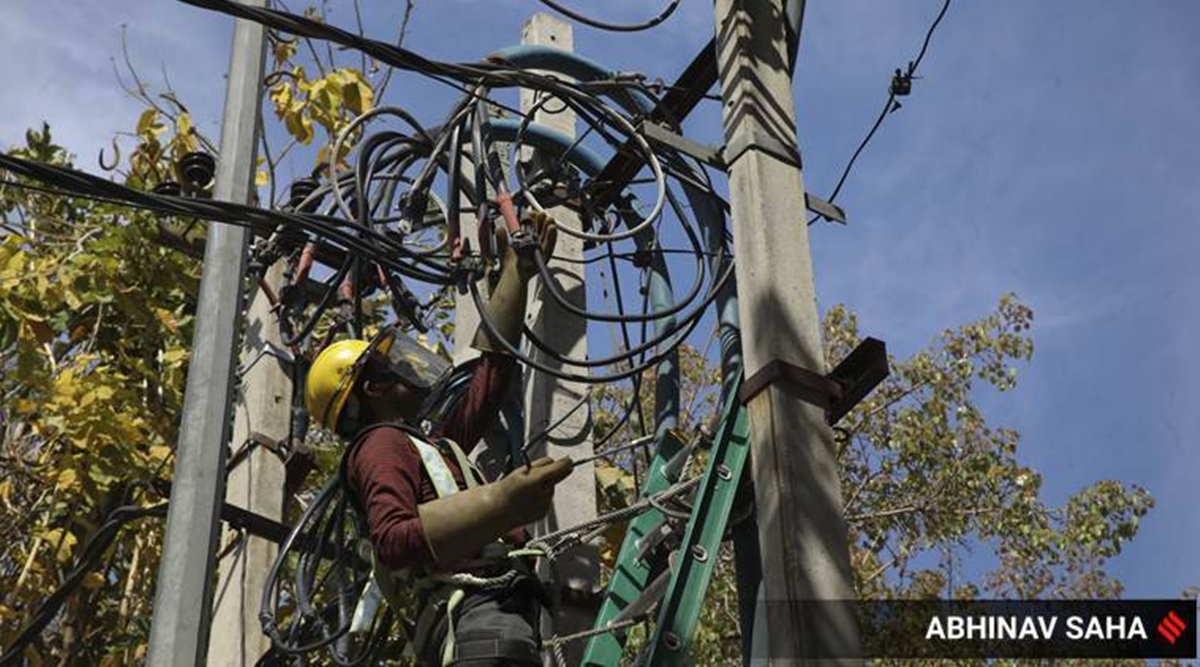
[493,456,573,526]
[473,210,555,355]
[496,210,558,283]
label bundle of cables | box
[0,0,736,661]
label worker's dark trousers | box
[418,572,545,666]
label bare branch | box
[272,0,329,77]
[376,0,415,100]
[351,0,368,74]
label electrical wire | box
[535,0,681,32]
[0,504,170,665]
[808,0,952,226]
[0,4,758,659]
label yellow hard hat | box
[304,333,398,432]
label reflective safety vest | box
[344,424,523,665]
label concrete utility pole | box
[147,3,268,665]
[454,149,519,479]
[207,258,290,664]
[518,12,599,664]
[711,0,860,662]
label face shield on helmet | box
[310,327,454,438]
[369,327,453,395]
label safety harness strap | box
[442,437,482,490]
[453,637,541,664]
[413,437,461,498]
[340,422,523,665]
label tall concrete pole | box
[454,150,519,479]
[207,260,289,664]
[711,0,860,662]
[147,3,267,664]
[518,13,598,664]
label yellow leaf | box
[294,65,312,93]
[285,109,314,146]
[136,109,159,136]
[595,463,632,493]
[53,369,78,401]
[154,307,178,333]
[38,529,79,564]
[175,112,199,153]
[256,170,270,187]
[82,571,106,590]
[56,468,79,491]
[273,38,297,66]
[149,445,172,463]
[338,69,373,115]
[2,246,27,276]
[269,82,293,118]
[176,112,192,137]
[162,349,189,366]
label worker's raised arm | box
[471,210,557,355]
[434,211,558,447]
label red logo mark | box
[1157,610,1187,645]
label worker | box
[303,211,572,666]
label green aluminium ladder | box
[580,337,888,665]
[583,374,751,666]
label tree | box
[0,4,418,661]
[590,295,1154,664]
[0,123,200,665]
[0,7,1155,665]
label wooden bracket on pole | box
[740,337,889,425]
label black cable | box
[808,0,952,226]
[5,3,753,662]
[2,108,717,377]
[262,475,355,654]
[515,252,731,371]
[0,155,454,284]
[515,191,732,371]
[911,0,952,74]
[536,0,681,32]
[604,224,657,460]
[282,258,353,347]
[0,156,415,273]
[0,504,169,665]
[526,216,705,323]
[806,92,894,226]
[470,278,704,384]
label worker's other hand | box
[496,210,558,283]
[493,456,573,526]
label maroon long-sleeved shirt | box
[345,352,520,571]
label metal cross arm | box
[587,38,718,207]
[739,337,889,426]
[637,120,849,224]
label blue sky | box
[2,0,1195,600]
